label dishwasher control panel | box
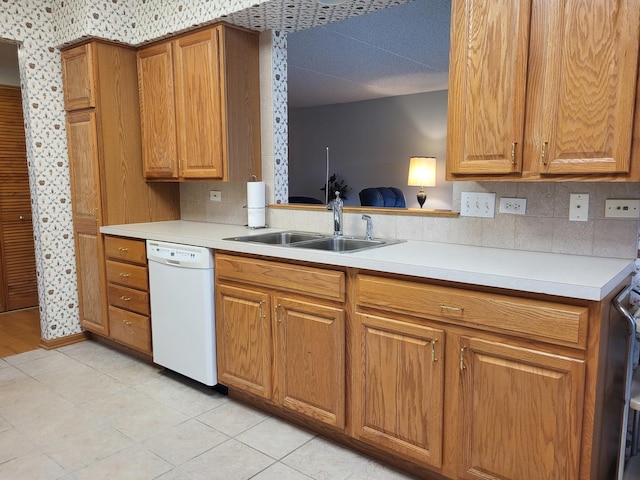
[146,240,213,269]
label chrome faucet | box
[362,214,373,240]
[333,191,343,236]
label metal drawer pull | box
[122,319,132,326]
[431,339,438,362]
[118,247,129,253]
[460,347,467,371]
[511,142,516,164]
[119,296,131,301]
[541,141,548,165]
[440,304,464,314]
[118,273,130,278]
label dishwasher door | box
[147,240,216,386]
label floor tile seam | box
[70,444,174,479]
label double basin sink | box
[225,230,404,253]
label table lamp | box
[407,156,437,208]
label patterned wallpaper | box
[1,0,78,340]
[2,0,639,342]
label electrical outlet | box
[604,199,640,218]
[460,192,496,218]
[499,197,527,215]
[209,190,221,202]
[569,193,589,221]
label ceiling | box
[0,1,451,108]
[286,0,451,108]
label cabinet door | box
[529,0,640,175]
[61,43,96,111]
[352,312,445,468]
[137,42,179,179]
[174,28,224,179]
[216,284,272,399]
[275,296,345,429]
[447,0,531,175]
[66,110,108,334]
[457,336,585,480]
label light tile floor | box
[0,341,418,480]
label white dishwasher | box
[146,240,217,386]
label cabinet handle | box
[275,304,283,322]
[541,141,548,165]
[118,273,130,278]
[258,300,266,319]
[119,296,131,301]
[440,304,464,314]
[460,347,467,371]
[19,215,24,220]
[122,319,132,326]
[431,339,438,362]
[511,142,516,164]
[118,247,129,254]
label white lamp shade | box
[407,156,437,187]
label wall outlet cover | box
[499,197,527,215]
[460,192,496,218]
[569,193,589,221]
[604,199,640,218]
[209,190,222,202]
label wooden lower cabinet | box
[215,256,622,480]
[75,225,108,335]
[456,336,585,480]
[104,236,152,354]
[351,312,445,468]
[276,296,345,429]
[215,253,346,429]
[217,284,272,398]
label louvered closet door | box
[0,86,38,311]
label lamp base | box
[417,190,426,208]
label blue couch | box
[359,187,406,208]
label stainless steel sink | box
[225,231,324,245]
[290,236,389,253]
[225,230,404,253]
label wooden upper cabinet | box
[137,23,261,182]
[137,42,179,179]
[61,43,96,111]
[447,0,640,181]
[447,0,531,176]
[527,0,639,176]
[174,29,224,179]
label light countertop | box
[101,220,635,301]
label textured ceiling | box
[225,0,451,108]
[286,0,451,108]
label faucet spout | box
[362,214,373,240]
[333,191,343,236]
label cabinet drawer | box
[108,306,151,353]
[104,236,147,265]
[216,253,345,302]
[107,284,150,316]
[106,260,148,290]
[357,274,588,348]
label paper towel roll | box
[247,181,266,209]
[248,207,266,228]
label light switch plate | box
[460,192,496,218]
[569,194,589,221]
